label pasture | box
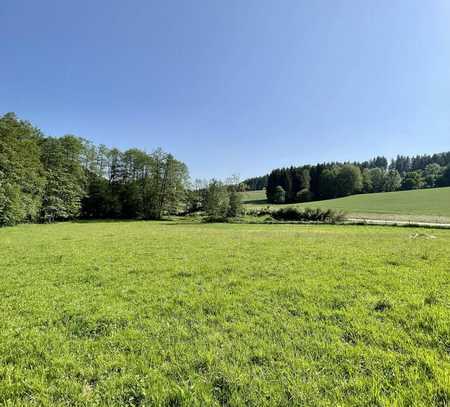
[0,221,449,405]
[242,187,450,223]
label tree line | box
[242,153,450,204]
[0,113,245,227]
[242,175,268,191]
[0,113,188,226]
[185,177,243,221]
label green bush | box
[273,186,286,204]
[296,189,314,202]
[270,207,345,223]
[245,207,272,217]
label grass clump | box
[374,299,393,312]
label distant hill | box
[242,152,450,208]
[242,187,450,223]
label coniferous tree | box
[296,189,313,202]
[438,165,450,187]
[320,167,339,199]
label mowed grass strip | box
[243,187,450,223]
[0,221,449,406]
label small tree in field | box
[226,175,243,218]
[227,189,242,218]
[204,180,229,221]
[201,176,244,221]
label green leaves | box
[0,113,189,225]
[0,113,45,226]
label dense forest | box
[242,175,268,191]
[0,113,189,226]
[0,113,245,227]
[243,153,450,204]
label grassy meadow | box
[242,187,450,223]
[0,221,449,406]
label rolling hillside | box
[242,187,450,223]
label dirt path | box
[347,218,450,228]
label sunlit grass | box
[0,221,449,405]
[242,187,450,223]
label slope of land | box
[243,187,450,223]
[0,221,449,405]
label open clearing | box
[0,221,449,406]
[242,187,450,224]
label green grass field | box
[0,221,449,406]
[242,187,450,223]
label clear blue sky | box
[1,0,449,180]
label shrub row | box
[247,207,346,223]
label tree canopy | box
[0,113,189,226]
[261,152,450,204]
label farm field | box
[242,187,450,223]
[0,221,449,406]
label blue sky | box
[1,0,449,180]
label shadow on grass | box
[73,218,198,226]
[243,199,268,205]
[73,219,144,224]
